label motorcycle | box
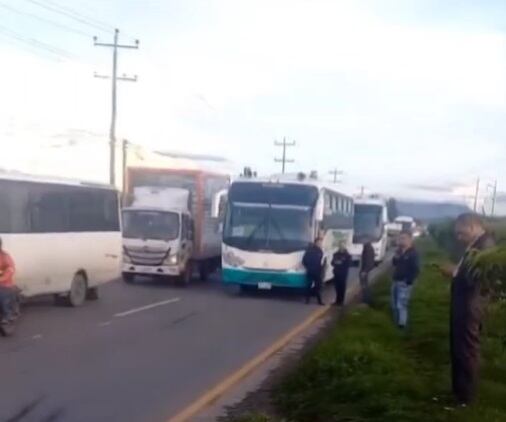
[0,287,21,337]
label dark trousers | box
[0,285,15,321]
[450,319,481,404]
[333,274,347,305]
[305,274,323,304]
[359,271,372,304]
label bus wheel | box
[66,273,87,307]
[86,287,99,301]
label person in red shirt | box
[0,237,16,323]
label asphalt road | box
[0,268,362,422]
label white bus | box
[349,196,389,264]
[0,171,121,306]
[219,175,354,291]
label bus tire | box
[65,273,87,307]
[86,287,99,301]
[122,273,135,284]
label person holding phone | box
[437,213,495,406]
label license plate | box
[258,282,272,290]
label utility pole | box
[329,168,343,184]
[274,137,295,174]
[360,186,365,196]
[473,177,480,212]
[94,29,139,186]
[122,139,129,199]
[490,179,498,216]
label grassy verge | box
[231,238,506,422]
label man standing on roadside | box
[359,239,375,304]
[391,231,420,329]
[439,213,495,406]
[302,237,325,305]
[331,241,352,306]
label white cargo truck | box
[121,168,229,285]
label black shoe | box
[318,302,325,306]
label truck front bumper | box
[122,264,180,276]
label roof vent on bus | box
[297,172,306,181]
[309,170,318,180]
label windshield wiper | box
[244,216,268,246]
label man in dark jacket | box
[391,231,420,329]
[439,213,495,406]
[359,239,375,304]
[331,241,352,306]
[302,237,324,305]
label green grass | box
[230,238,506,422]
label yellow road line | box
[167,304,331,422]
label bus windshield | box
[122,210,180,241]
[224,203,312,253]
[353,204,384,243]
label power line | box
[42,0,115,31]
[0,2,92,38]
[0,33,61,62]
[0,25,74,59]
[274,137,295,174]
[24,0,113,33]
[94,29,139,186]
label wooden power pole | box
[274,137,295,174]
[94,29,139,186]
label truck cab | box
[121,187,195,284]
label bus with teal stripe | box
[220,174,354,291]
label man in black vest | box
[331,241,352,306]
[439,213,495,406]
[302,237,325,305]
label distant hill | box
[390,199,470,222]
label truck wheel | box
[199,263,209,282]
[178,263,192,286]
[86,287,99,301]
[122,272,135,284]
[65,273,87,307]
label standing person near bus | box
[0,237,16,324]
[391,231,420,329]
[359,239,375,304]
[438,213,495,406]
[331,241,352,306]
[302,237,325,305]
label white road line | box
[114,298,181,318]
[98,321,112,327]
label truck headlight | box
[165,254,178,265]
[122,251,131,263]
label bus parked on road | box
[349,195,389,264]
[216,173,354,291]
[0,171,121,306]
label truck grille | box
[125,246,170,266]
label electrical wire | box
[0,2,92,38]
[24,0,113,33]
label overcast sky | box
[0,0,505,209]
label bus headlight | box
[291,261,305,272]
[223,250,244,267]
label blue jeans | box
[0,286,16,321]
[391,281,412,327]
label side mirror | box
[212,189,228,219]
[315,196,324,222]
